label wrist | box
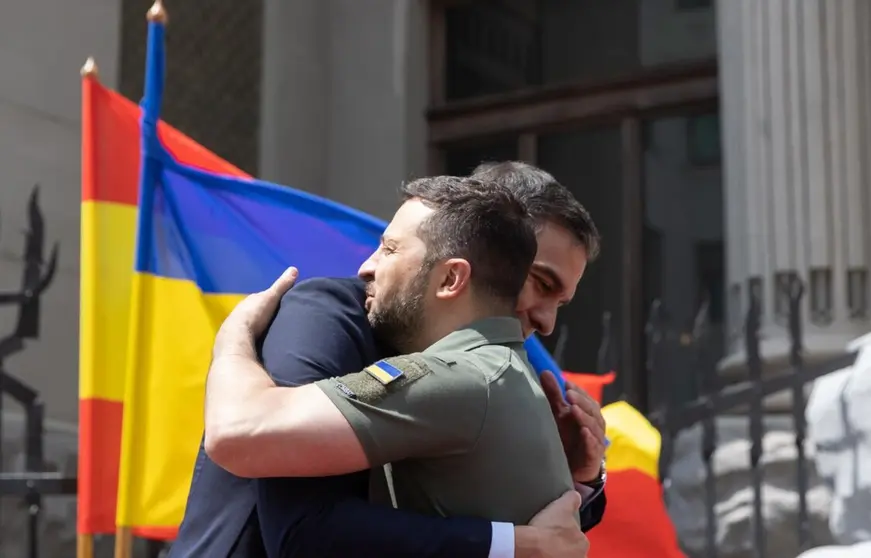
[574,460,606,486]
[573,472,599,485]
[513,526,543,558]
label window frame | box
[426,0,720,412]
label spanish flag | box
[78,66,249,537]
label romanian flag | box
[588,401,686,558]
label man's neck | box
[413,306,513,352]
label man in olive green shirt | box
[317,315,576,526]
[205,176,581,536]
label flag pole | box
[77,54,99,558]
[114,2,167,557]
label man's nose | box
[531,308,557,337]
[357,253,378,279]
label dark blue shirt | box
[170,277,605,558]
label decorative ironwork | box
[644,273,854,557]
[774,271,798,324]
[0,186,65,558]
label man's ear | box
[434,258,472,301]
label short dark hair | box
[471,161,600,261]
[400,175,537,308]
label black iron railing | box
[0,187,70,558]
[640,275,855,558]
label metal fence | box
[639,276,856,558]
[0,187,69,558]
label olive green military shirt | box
[314,316,577,526]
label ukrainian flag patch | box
[364,360,405,385]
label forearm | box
[204,349,279,460]
[205,317,276,434]
[204,356,370,478]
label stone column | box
[258,0,329,193]
[259,0,428,222]
[717,0,871,374]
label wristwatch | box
[580,460,607,491]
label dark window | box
[442,0,717,102]
[676,0,713,11]
[686,113,721,166]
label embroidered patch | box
[364,360,406,385]
[340,355,433,404]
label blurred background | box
[0,1,869,557]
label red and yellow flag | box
[77,74,247,538]
[589,401,686,558]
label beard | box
[367,268,429,353]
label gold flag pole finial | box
[146,0,168,24]
[80,57,99,79]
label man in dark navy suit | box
[169,163,607,558]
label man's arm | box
[205,357,371,478]
[206,355,486,478]
[205,291,485,477]
[538,372,608,531]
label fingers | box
[565,383,606,433]
[570,404,606,446]
[545,490,581,512]
[269,267,299,296]
[528,489,585,532]
[565,489,583,510]
[580,423,606,460]
[539,370,568,415]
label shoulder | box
[261,276,378,382]
[280,276,367,311]
[375,353,490,398]
[270,276,369,336]
[452,344,517,384]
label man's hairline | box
[532,215,586,249]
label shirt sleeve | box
[316,353,490,466]
[254,277,493,558]
[580,487,607,532]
